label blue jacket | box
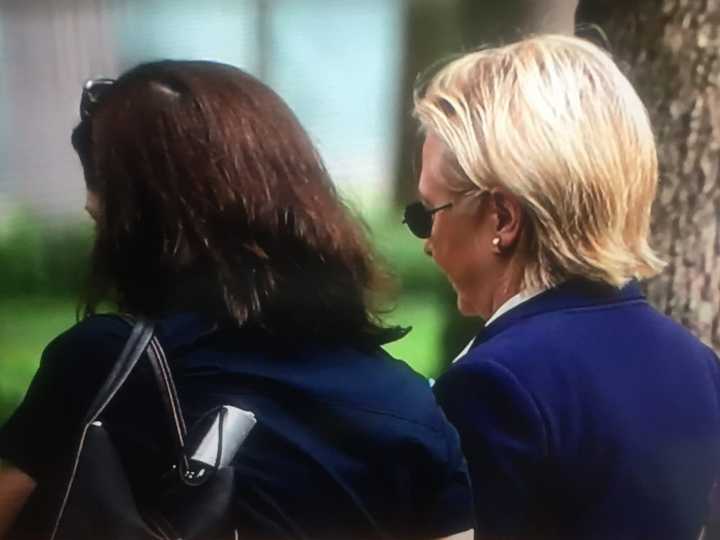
[433,279,720,539]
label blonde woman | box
[404,35,720,539]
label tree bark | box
[579,0,720,351]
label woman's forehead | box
[419,133,464,200]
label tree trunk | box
[460,0,578,44]
[393,0,465,208]
[579,0,720,351]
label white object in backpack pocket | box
[191,405,257,469]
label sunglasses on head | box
[402,201,453,239]
[80,78,115,119]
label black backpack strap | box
[84,318,155,424]
[48,319,157,540]
[117,315,190,471]
[145,332,188,457]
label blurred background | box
[2,0,719,422]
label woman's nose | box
[423,239,433,257]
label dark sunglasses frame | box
[402,201,453,239]
[80,78,116,120]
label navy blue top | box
[434,279,720,540]
[1,314,474,539]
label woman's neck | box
[485,259,526,321]
[489,278,522,317]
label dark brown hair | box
[72,60,404,346]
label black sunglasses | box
[80,78,115,119]
[402,201,453,239]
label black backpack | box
[12,318,237,540]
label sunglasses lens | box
[403,202,433,239]
[80,78,115,119]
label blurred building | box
[0,0,405,219]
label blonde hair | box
[414,34,665,289]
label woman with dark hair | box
[0,61,474,540]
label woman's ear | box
[489,188,524,254]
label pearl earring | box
[492,237,501,247]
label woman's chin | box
[456,292,484,318]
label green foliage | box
[0,297,77,422]
[0,210,91,421]
[0,210,93,298]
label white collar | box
[484,287,546,327]
[451,286,547,364]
